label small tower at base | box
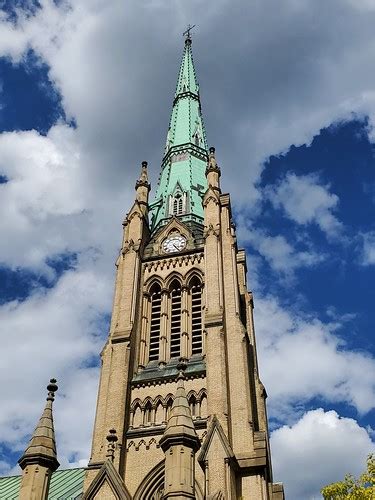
[18,379,59,500]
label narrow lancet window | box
[149,283,161,362]
[173,194,184,216]
[170,281,182,358]
[190,277,203,355]
[169,187,188,218]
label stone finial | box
[18,379,60,472]
[140,161,148,182]
[135,161,150,190]
[47,378,58,401]
[206,146,221,189]
[135,160,151,211]
[208,147,220,171]
[106,429,118,462]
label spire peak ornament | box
[183,24,195,43]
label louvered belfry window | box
[170,281,182,358]
[145,276,204,365]
[149,283,161,361]
[190,277,203,355]
[173,194,184,216]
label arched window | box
[169,189,187,217]
[155,401,164,425]
[190,277,203,355]
[133,403,142,428]
[144,401,153,426]
[200,393,208,419]
[166,397,173,420]
[149,283,161,362]
[173,194,184,216]
[189,394,197,417]
[169,280,182,359]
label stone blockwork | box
[83,38,284,500]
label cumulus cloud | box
[236,219,325,282]
[0,0,374,487]
[266,172,343,239]
[359,230,375,265]
[2,0,375,203]
[0,262,112,467]
[271,408,375,500]
[254,295,375,418]
[0,124,136,274]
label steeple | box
[84,36,285,500]
[149,35,208,232]
[18,379,59,500]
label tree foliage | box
[321,454,375,499]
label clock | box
[162,234,187,253]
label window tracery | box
[144,274,204,365]
[168,187,188,217]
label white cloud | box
[254,295,375,418]
[0,124,135,274]
[0,0,374,486]
[271,408,375,500]
[360,230,375,265]
[0,262,112,467]
[266,173,343,238]
[236,221,324,281]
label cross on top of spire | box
[183,24,195,43]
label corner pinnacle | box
[18,379,59,472]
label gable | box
[198,416,235,465]
[82,461,131,500]
[149,217,195,255]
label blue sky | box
[0,1,374,499]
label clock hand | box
[173,243,180,251]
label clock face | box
[162,234,187,253]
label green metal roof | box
[150,37,208,232]
[0,467,85,499]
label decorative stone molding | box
[143,252,204,273]
[203,224,220,239]
[122,239,135,255]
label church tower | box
[83,33,284,500]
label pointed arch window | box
[189,394,197,417]
[148,283,161,362]
[169,188,188,218]
[173,194,184,216]
[144,401,153,426]
[190,276,203,356]
[169,280,182,359]
[142,276,204,367]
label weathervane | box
[183,24,196,41]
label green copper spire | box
[149,35,208,232]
